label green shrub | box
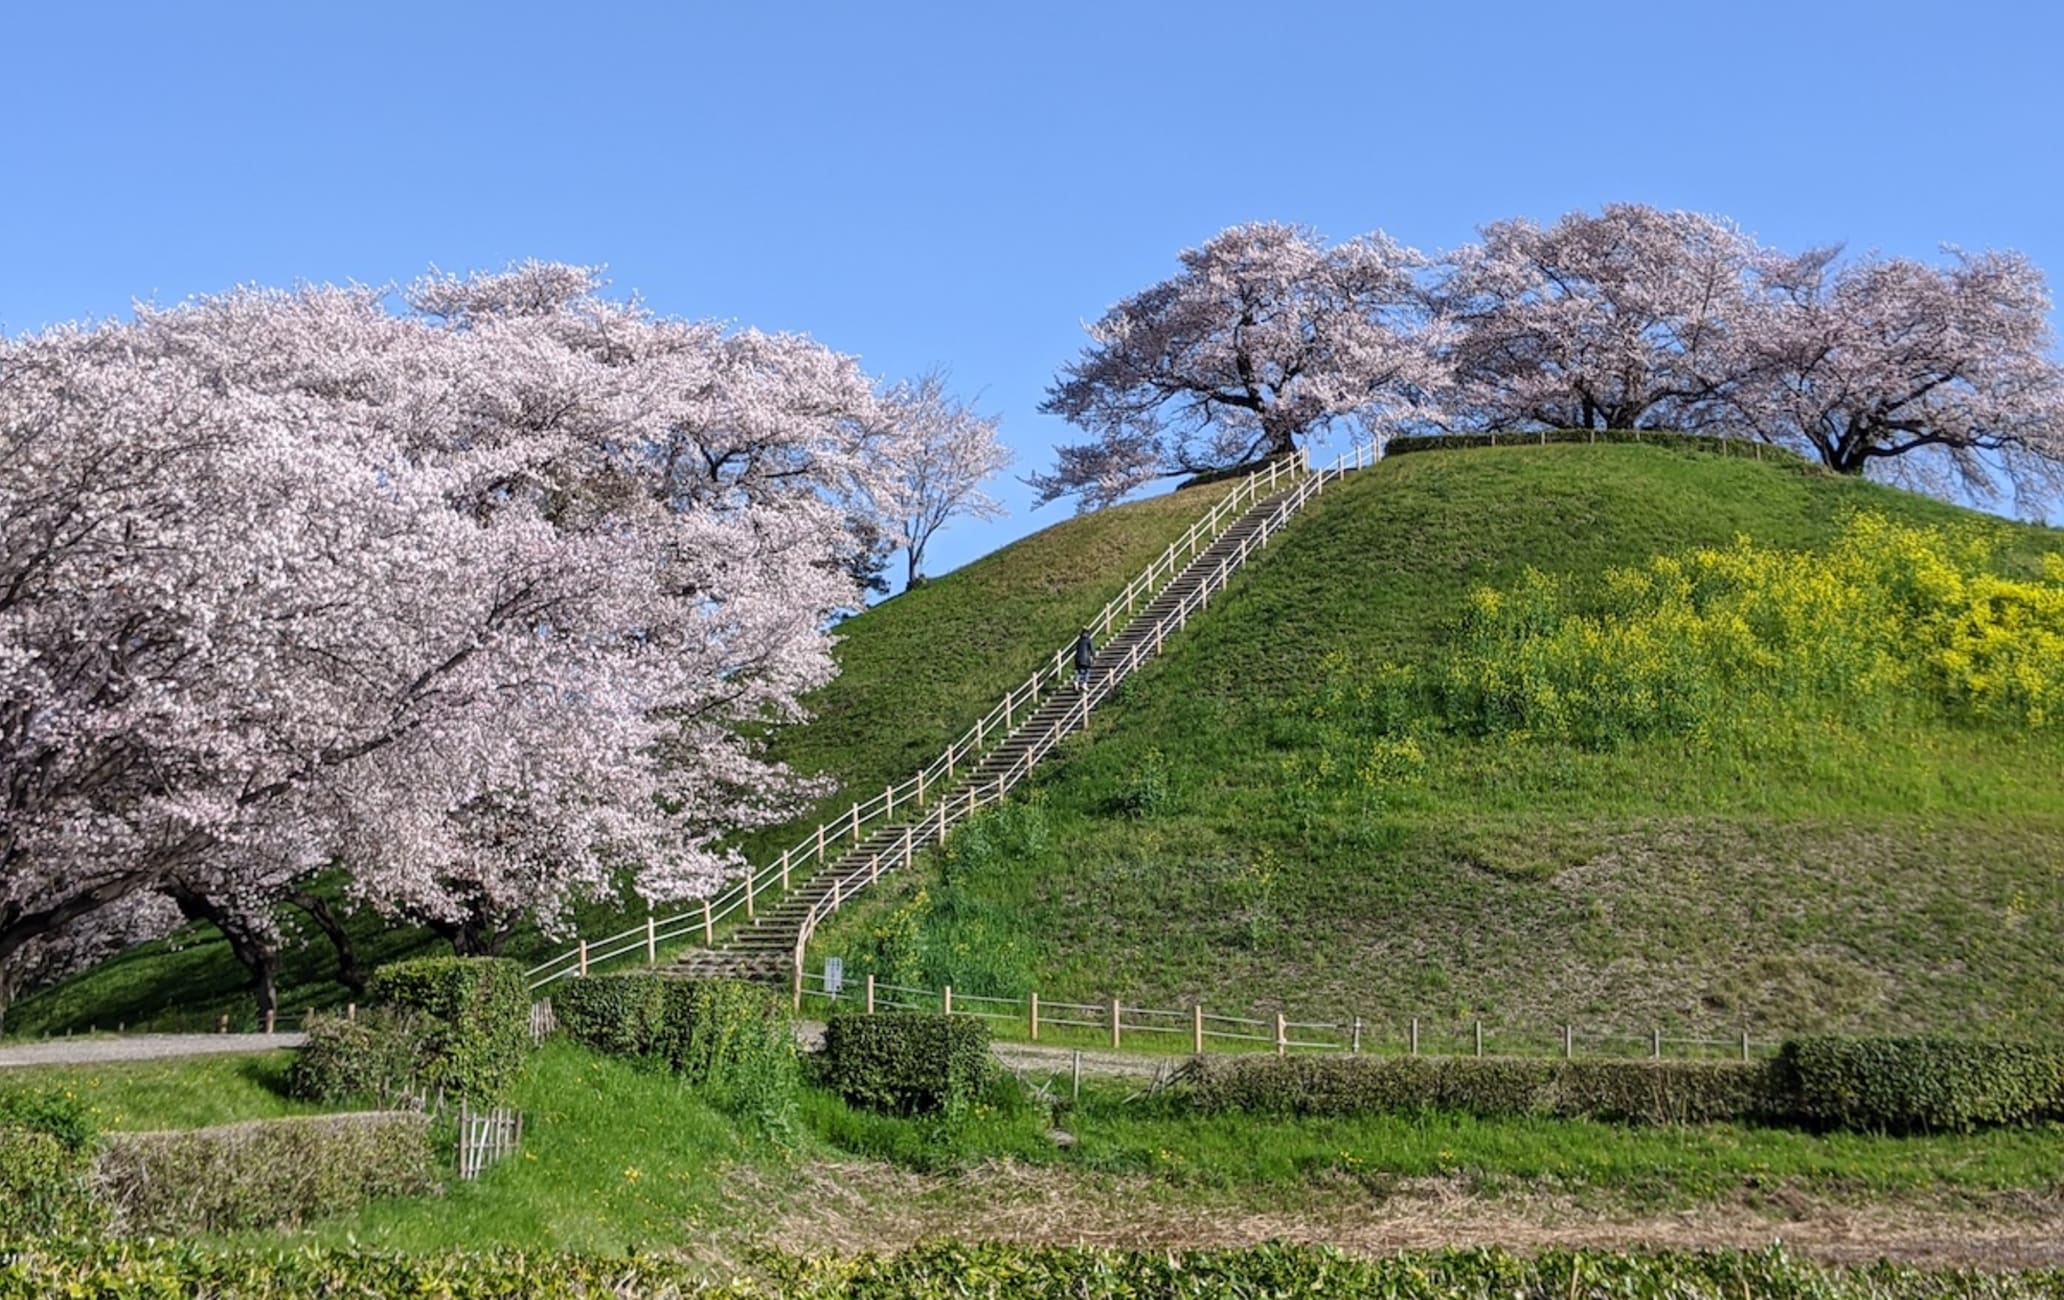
[93,1112,437,1234]
[552,973,671,1060]
[1780,1036,2064,1134]
[0,1084,97,1154]
[655,978,799,1126]
[286,1009,430,1105]
[0,1128,103,1242]
[550,975,797,1125]
[1181,1055,1782,1125]
[2,1240,2061,1298]
[368,957,531,1103]
[823,1012,991,1117]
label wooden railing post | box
[917,767,927,806]
[1030,992,1040,1041]
[885,784,895,817]
[1111,998,1122,1050]
[850,803,860,840]
[779,848,790,893]
[646,914,657,965]
[577,940,588,977]
[745,876,755,921]
[703,897,714,945]
[942,984,953,1016]
[1192,1004,1203,1055]
[864,973,876,1015]
[1275,1012,1287,1056]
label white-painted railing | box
[525,451,1325,990]
[783,440,1382,1003]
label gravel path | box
[0,1033,305,1069]
[794,1020,1174,1080]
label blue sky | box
[5,0,2059,574]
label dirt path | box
[0,1033,304,1070]
[735,1161,2064,1269]
[796,1021,1171,1080]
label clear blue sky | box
[5,0,2059,573]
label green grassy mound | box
[810,443,2064,1039]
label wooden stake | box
[1192,1004,1204,1055]
[1275,1012,1287,1056]
[1562,1024,1573,1059]
[1111,997,1122,1050]
[864,974,875,1015]
[1410,1017,1419,1056]
[1351,1016,1362,1055]
[1473,1019,1482,1057]
[1652,1027,1662,1059]
[1029,992,1040,1041]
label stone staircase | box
[671,478,1310,985]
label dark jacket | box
[1074,632,1095,670]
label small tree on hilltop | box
[1729,245,2064,507]
[1031,222,1440,510]
[878,370,1011,589]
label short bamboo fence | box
[456,1102,523,1180]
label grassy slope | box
[6,483,1231,1037]
[812,444,2064,1038]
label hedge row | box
[92,1112,437,1235]
[1182,1038,2064,1134]
[287,1009,431,1106]
[1385,428,1816,466]
[821,1012,992,1117]
[3,1241,2062,1299]
[0,1086,101,1241]
[550,974,798,1123]
[1182,1054,1781,1126]
[363,957,532,1103]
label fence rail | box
[800,970,1776,1062]
[525,448,1344,991]
[783,440,1382,1001]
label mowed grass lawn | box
[811,443,2064,1038]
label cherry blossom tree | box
[876,371,1011,589]
[1033,223,1440,509]
[1433,204,1760,433]
[1727,246,2064,504]
[0,893,179,1033]
[1,264,871,1008]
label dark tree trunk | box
[427,907,510,958]
[167,882,281,1019]
[288,891,369,999]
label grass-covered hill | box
[15,440,2064,1040]
[809,442,2064,1042]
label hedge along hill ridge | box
[806,442,2064,1039]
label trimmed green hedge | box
[286,1009,431,1105]
[0,1085,102,1241]
[93,1112,437,1235]
[1780,1037,2064,1134]
[552,972,672,1060]
[368,957,531,1103]
[822,1012,991,1117]
[1182,1054,1782,1125]
[551,974,797,1124]
[0,1129,102,1242]
[3,1241,2062,1298]
[1183,1039,2064,1134]
[1385,428,1816,467]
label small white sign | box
[824,956,844,997]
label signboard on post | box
[824,956,844,998]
